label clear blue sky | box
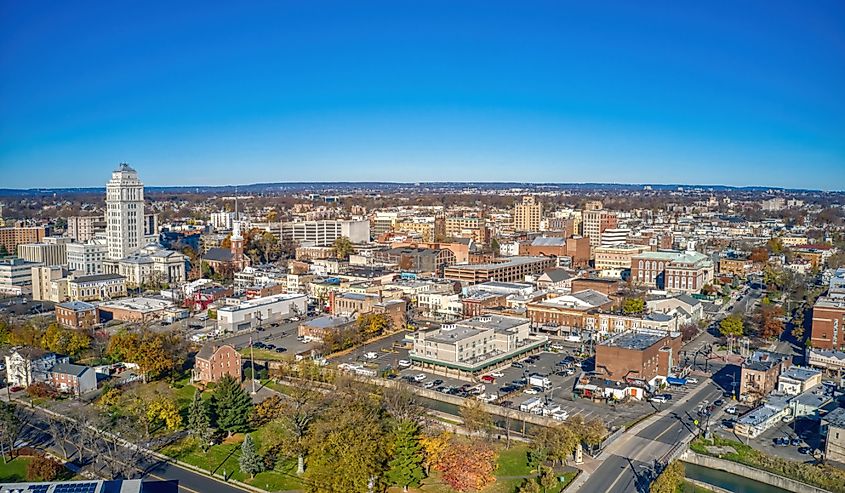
[1,1,844,189]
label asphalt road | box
[579,381,724,493]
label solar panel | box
[52,484,97,493]
[27,486,50,493]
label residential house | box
[191,344,242,384]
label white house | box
[4,348,69,388]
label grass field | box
[0,456,33,482]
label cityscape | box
[1,3,845,493]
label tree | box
[622,297,645,315]
[517,478,541,493]
[26,455,64,481]
[41,323,90,356]
[187,389,214,451]
[331,236,354,259]
[211,375,253,435]
[0,402,27,463]
[719,315,744,338]
[757,304,785,339]
[680,323,699,342]
[357,312,392,337]
[650,460,684,493]
[26,382,57,399]
[147,397,183,431]
[539,466,558,492]
[264,384,322,474]
[435,439,497,492]
[239,433,264,478]
[767,237,785,255]
[386,420,426,492]
[381,385,425,423]
[106,329,186,382]
[460,399,494,437]
[251,394,284,427]
[420,431,451,474]
[750,247,769,263]
[533,424,578,466]
[304,391,388,493]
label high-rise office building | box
[513,196,543,232]
[105,163,145,260]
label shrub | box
[26,382,57,399]
[26,455,64,481]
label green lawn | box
[240,347,291,362]
[496,445,532,476]
[161,434,304,491]
[0,456,33,482]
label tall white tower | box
[105,163,145,260]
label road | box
[17,406,248,493]
[577,381,724,493]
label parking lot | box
[389,349,692,429]
[715,416,820,462]
[334,331,413,372]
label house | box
[777,366,823,396]
[55,301,97,329]
[48,362,97,395]
[536,268,575,291]
[646,294,705,324]
[4,348,69,387]
[191,344,242,384]
[823,407,845,465]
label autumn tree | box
[304,390,388,492]
[107,329,186,382]
[386,420,426,492]
[719,315,744,338]
[147,397,183,431]
[435,439,497,492]
[756,304,785,339]
[357,312,392,338]
[750,247,769,263]
[420,431,451,474]
[331,236,355,259]
[622,297,645,315]
[680,323,699,342]
[41,324,91,356]
[250,394,285,427]
[211,375,253,435]
[26,455,64,481]
[239,433,264,479]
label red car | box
[481,375,496,383]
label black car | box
[432,379,444,386]
[790,438,801,446]
[275,347,287,353]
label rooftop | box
[825,407,845,428]
[780,366,821,382]
[600,331,665,351]
[446,256,550,271]
[50,362,90,377]
[98,297,172,313]
[57,301,96,312]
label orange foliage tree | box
[435,439,497,492]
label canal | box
[684,463,792,493]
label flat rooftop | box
[459,315,528,333]
[600,332,664,351]
[219,293,306,312]
[780,366,821,382]
[98,297,172,312]
[426,325,483,344]
[446,256,549,270]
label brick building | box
[0,225,48,256]
[594,330,682,388]
[811,296,845,350]
[192,344,242,384]
[55,301,97,329]
[444,256,555,285]
[738,351,792,402]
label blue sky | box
[1,1,844,189]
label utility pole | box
[250,335,256,395]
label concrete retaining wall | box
[681,450,832,493]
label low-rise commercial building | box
[411,314,546,376]
[68,273,127,301]
[96,297,173,323]
[217,293,307,332]
[594,244,650,273]
[823,407,845,465]
[594,329,682,393]
[0,257,42,293]
[739,351,792,403]
[777,366,822,396]
[444,256,555,285]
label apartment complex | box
[582,202,618,249]
[513,196,542,232]
[0,225,48,255]
[66,215,105,242]
[192,344,242,384]
[631,250,713,294]
[444,216,488,243]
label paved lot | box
[714,416,819,462]
[335,331,412,372]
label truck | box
[519,397,543,413]
[528,374,552,389]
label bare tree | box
[0,402,30,463]
[44,413,79,461]
[381,384,426,423]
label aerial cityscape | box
[1,2,844,493]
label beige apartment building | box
[513,196,542,232]
[445,216,488,243]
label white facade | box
[5,349,68,388]
[279,219,370,246]
[106,163,145,260]
[67,242,107,275]
[0,258,41,290]
[217,293,308,332]
[210,211,235,230]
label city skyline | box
[1,1,843,190]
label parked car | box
[398,360,412,368]
[686,377,699,384]
[412,374,426,382]
[481,375,496,383]
[790,438,801,446]
[364,352,379,360]
[714,399,725,407]
[798,447,811,455]
[512,362,524,369]
[423,381,436,389]
[524,387,540,395]
[432,379,444,386]
[725,406,737,414]
[491,371,504,378]
[649,395,668,403]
